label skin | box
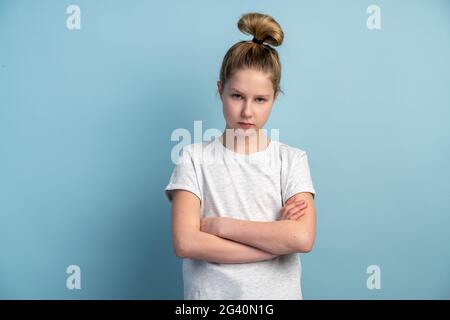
[217,68,279,155]
[200,192,316,255]
[216,68,308,220]
[171,68,315,262]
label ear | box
[273,90,279,101]
[217,81,223,96]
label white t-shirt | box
[164,137,316,299]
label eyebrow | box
[230,87,271,98]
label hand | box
[200,217,223,236]
[279,196,308,221]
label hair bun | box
[237,12,284,47]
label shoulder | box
[276,141,309,160]
[182,140,214,154]
[178,140,215,163]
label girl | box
[165,12,317,300]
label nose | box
[241,100,253,119]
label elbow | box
[174,246,188,258]
[173,238,192,258]
[301,241,314,253]
[294,233,315,253]
[174,231,201,258]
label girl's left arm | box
[202,192,316,255]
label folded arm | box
[203,192,317,255]
[170,189,278,264]
[179,231,278,264]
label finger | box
[286,197,296,205]
[285,200,305,212]
[284,201,308,219]
[289,209,307,221]
[286,196,301,205]
[280,200,306,219]
[287,202,308,215]
[285,204,307,219]
[200,218,209,230]
[280,201,300,218]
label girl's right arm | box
[170,189,278,264]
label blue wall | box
[1,0,449,299]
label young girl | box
[165,12,317,300]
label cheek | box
[223,106,236,121]
[222,99,239,118]
[255,106,273,123]
[255,106,270,116]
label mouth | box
[237,122,254,129]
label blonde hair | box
[219,12,284,96]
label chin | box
[234,127,258,137]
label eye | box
[255,97,267,103]
[231,93,243,100]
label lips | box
[238,122,254,129]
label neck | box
[220,129,270,155]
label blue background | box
[1,0,449,299]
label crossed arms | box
[170,190,316,264]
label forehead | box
[226,68,273,95]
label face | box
[217,68,277,139]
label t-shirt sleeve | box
[282,151,316,205]
[164,146,202,204]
